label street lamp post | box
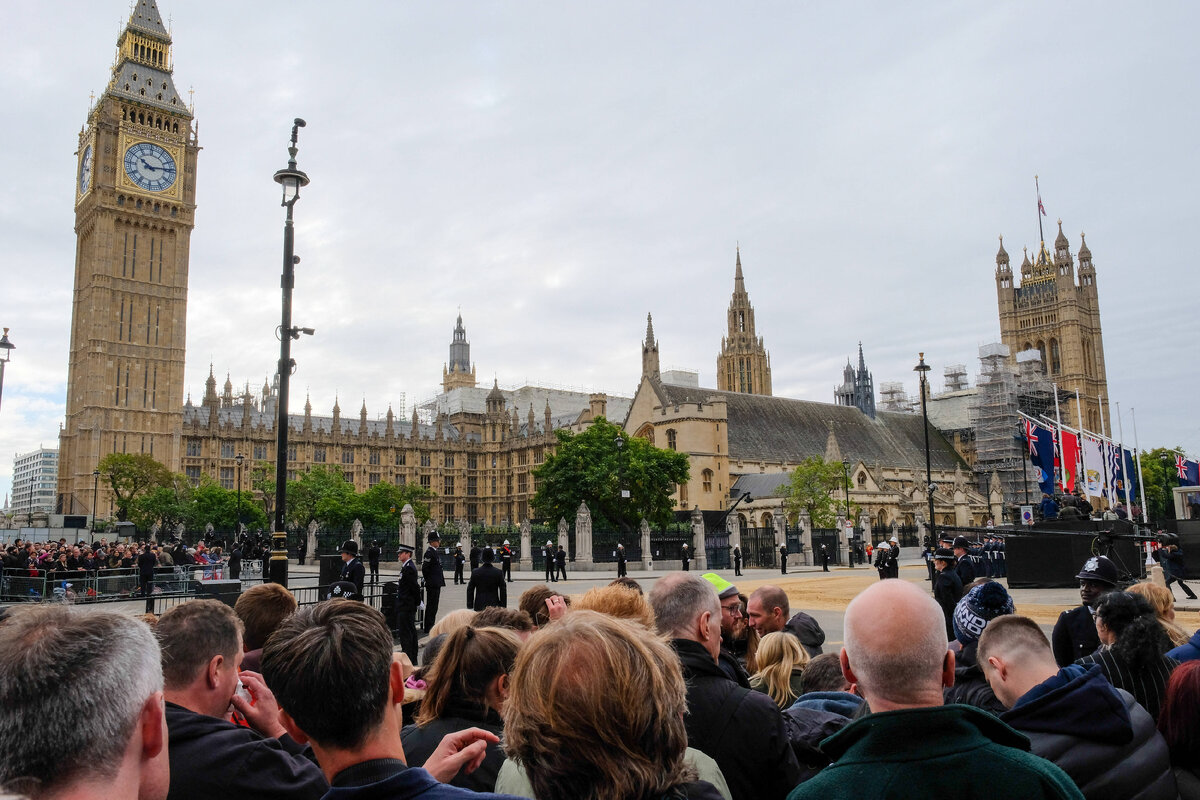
[235,453,244,539]
[914,353,936,546]
[841,458,855,568]
[615,434,630,533]
[271,118,312,587]
[0,328,15,414]
[92,469,101,535]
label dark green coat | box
[787,704,1084,800]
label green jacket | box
[788,704,1084,800]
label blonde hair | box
[427,608,475,639]
[573,584,656,630]
[503,611,692,800]
[751,631,809,707]
[1128,581,1190,648]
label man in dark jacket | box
[339,539,365,596]
[542,540,556,582]
[394,543,421,664]
[1155,543,1197,600]
[747,584,826,658]
[780,543,788,574]
[789,580,1083,800]
[367,540,382,584]
[263,600,523,800]
[1051,555,1118,667]
[616,543,628,577]
[466,548,507,610]
[648,573,801,800]
[979,614,1177,800]
[137,543,158,613]
[422,532,446,633]
[554,544,568,581]
[157,600,328,800]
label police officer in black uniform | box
[554,544,568,581]
[394,543,420,664]
[733,545,743,576]
[339,539,365,596]
[421,532,445,633]
[367,540,382,584]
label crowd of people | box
[1,535,249,577]
[4,544,1200,800]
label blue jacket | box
[1001,665,1176,800]
[323,760,524,800]
[1168,630,1200,663]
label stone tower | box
[442,314,477,392]
[995,223,1109,434]
[716,247,772,395]
[835,343,876,418]
[642,313,660,379]
[57,0,199,514]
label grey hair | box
[648,573,720,639]
[0,606,162,795]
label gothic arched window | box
[666,429,677,451]
[1050,338,1061,374]
[702,469,713,492]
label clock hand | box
[139,158,162,173]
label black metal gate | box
[810,529,842,565]
[742,526,777,568]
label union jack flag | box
[1038,194,1047,217]
[1179,456,1190,480]
[1025,420,1039,455]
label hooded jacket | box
[783,692,864,781]
[1168,629,1200,663]
[672,638,801,800]
[164,701,327,800]
[1001,664,1177,800]
[783,611,826,658]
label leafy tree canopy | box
[98,453,172,521]
[777,456,846,529]
[129,474,269,534]
[532,417,690,532]
[285,465,434,530]
[1139,446,1188,522]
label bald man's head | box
[842,580,951,711]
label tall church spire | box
[642,313,660,379]
[716,247,772,396]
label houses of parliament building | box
[56,1,1112,529]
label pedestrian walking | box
[1157,543,1198,600]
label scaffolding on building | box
[970,343,1032,507]
[879,381,912,413]
[944,364,969,393]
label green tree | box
[129,475,191,532]
[777,456,844,528]
[249,463,276,521]
[532,417,690,532]
[355,481,435,528]
[285,466,356,529]
[98,453,172,521]
[1139,446,1186,522]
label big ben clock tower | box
[57,0,199,515]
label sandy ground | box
[734,565,1200,630]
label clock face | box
[123,141,177,192]
[79,145,93,194]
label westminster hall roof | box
[653,382,965,472]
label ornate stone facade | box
[716,248,772,396]
[57,0,198,514]
[995,222,1109,434]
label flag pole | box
[1131,407,1149,524]
[1035,174,1046,245]
[1116,402,1133,513]
[1099,393,1112,507]
[1074,388,1087,498]
[1053,383,1066,493]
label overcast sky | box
[1,1,1197,504]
